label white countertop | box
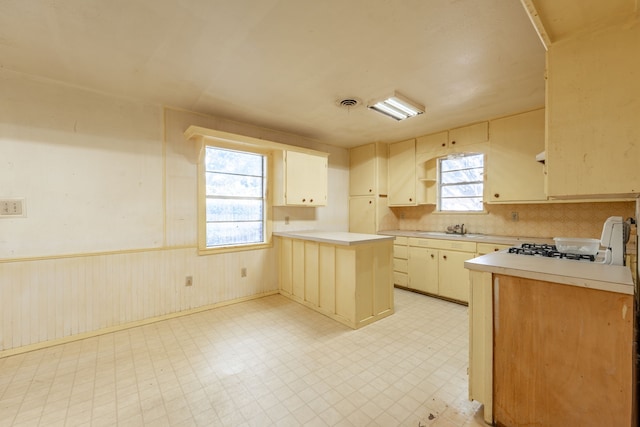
[273,230,395,246]
[465,251,635,295]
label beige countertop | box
[465,251,635,295]
[273,230,395,246]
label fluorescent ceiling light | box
[368,93,425,121]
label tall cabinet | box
[349,143,391,234]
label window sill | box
[198,242,273,255]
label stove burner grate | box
[508,243,595,262]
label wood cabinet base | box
[493,274,636,427]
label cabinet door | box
[388,139,416,206]
[349,143,376,196]
[285,151,328,206]
[408,246,438,294]
[438,250,474,302]
[449,122,488,149]
[416,131,448,158]
[349,197,376,234]
[488,109,546,203]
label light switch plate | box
[0,198,26,218]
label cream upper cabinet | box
[275,150,328,206]
[487,109,546,203]
[388,139,416,206]
[415,123,488,158]
[348,143,390,233]
[448,122,489,150]
[350,143,388,196]
[546,24,640,198]
[416,131,449,158]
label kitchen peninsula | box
[274,231,395,329]
[465,252,636,426]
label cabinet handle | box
[443,255,447,260]
[302,198,306,202]
[494,193,500,198]
[369,189,372,193]
[430,254,434,259]
[441,143,446,147]
[409,198,413,202]
[368,200,372,204]
[451,140,456,145]
[310,199,314,203]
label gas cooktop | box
[508,243,596,262]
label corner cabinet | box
[388,139,416,206]
[274,150,328,206]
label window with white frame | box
[438,153,484,212]
[203,146,267,249]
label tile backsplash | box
[383,201,637,241]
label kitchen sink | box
[417,231,486,239]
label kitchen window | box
[201,145,269,252]
[438,153,484,212]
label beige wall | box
[0,69,348,354]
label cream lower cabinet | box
[393,236,409,287]
[407,246,438,294]
[406,237,476,303]
[278,236,394,329]
[468,270,494,424]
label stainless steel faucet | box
[446,223,465,235]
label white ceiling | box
[0,0,547,147]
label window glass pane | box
[205,147,263,176]
[206,221,264,247]
[205,172,263,197]
[441,197,483,211]
[441,154,484,171]
[203,145,267,249]
[206,199,263,222]
[438,153,484,212]
[441,168,483,184]
[441,183,484,198]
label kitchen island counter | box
[275,231,394,329]
[465,250,634,295]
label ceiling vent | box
[336,98,361,109]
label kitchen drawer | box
[477,243,511,255]
[394,244,408,259]
[408,237,476,253]
[394,236,408,245]
[394,258,408,273]
[393,271,408,287]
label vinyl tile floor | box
[0,288,487,426]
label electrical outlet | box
[511,212,519,222]
[185,276,193,286]
[0,199,25,218]
[241,268,247,277]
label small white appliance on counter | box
[599,215,629,266]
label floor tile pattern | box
[0,288,486,426]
